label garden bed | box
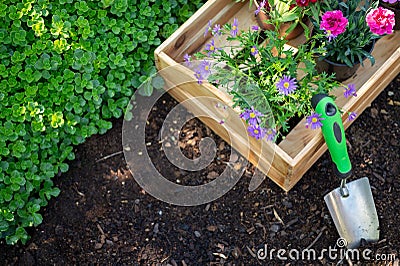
[154,0,400,191]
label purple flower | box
[250,45,258,56]
[183,53,192,66]
[248,125,265,140]
[305,112,324,130]
[276,75,298,95]
[194,71,204,84]
[251,25,259,31]
[204,20,212,36]
[265,128,276,142]
[194,60,212,84]
[199,60,212,76]
[212,24,222,36]
[205,39,218,55]
[344,84,357,98]
[240,106,262,126]
[255,0,267,16]
[231,18,239,37]
[348,112,357,121]
[326,31,337,42]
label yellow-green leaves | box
[0,0,205,245]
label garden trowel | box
[311,94,379,249]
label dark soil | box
[0,74,399,265]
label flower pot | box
[253,0,308,40]
[316,40,376,82]
[316,59,362,82]
[379,1,400,30]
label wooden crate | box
[154,0,400,191]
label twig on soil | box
[212,252,228,259]
[73,183,85,197]
[361,140,371,148]
[305,226,327,250]
[261,204,274,210]
[160,256,170,263]
[97,223,106,236]
[96,151,123,163]
[255,223,267,239]
[246,246,257,258]
[273,208,285,225]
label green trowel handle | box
[311,94,352,179]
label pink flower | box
[366,7,395,35]
[320,10,348,38]
[382,0,399,4]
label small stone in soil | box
[207,171,219,179]
[232,247,241,259]
[207,225,218,232]
[270,224,280,233]
[370,108,379,118]
[153,223,159,234]
[194,231,201,237]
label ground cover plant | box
[0,0,204,245]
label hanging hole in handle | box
[326,103,337,116]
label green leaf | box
[59,163,69,173]
[138,78,153,96]
[32,213,43,226]
[152,75,165,90]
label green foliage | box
[0,0,204,244]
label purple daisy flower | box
[240,106,262,126]
[250,45,258,56]
[231,18,239,37]
[194,71,204,84]
[251,25,259,31]
[255,0,266,15]
[204,20,212,36]
[348,112,357,121]
[265,128,276,142]
[325,30,337,42]
[212,24,222,36]
[199,60,212,76]
[205,39,217,55]
[248,125,265,140]
[344,84,357,98]
[305,112,324,130]
[276,75,298,95]
[183,53,192,66]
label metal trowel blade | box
[324,177,379,249]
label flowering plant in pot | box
[310,0,396,81]
[379,0,400,30]
[237,0,319,39]
[184,19,359,141]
